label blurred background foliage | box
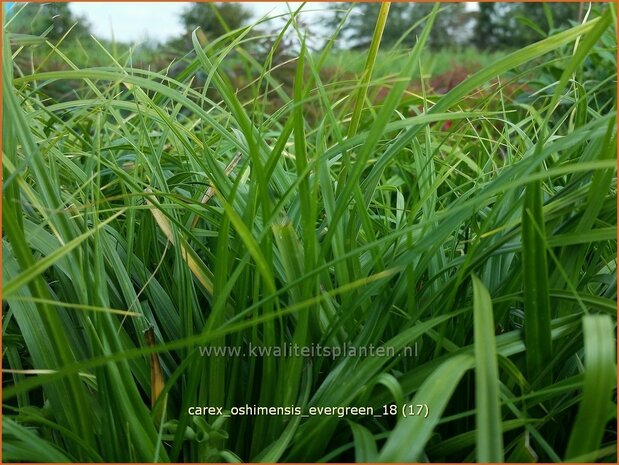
[7,2,585,50]
[5,2,608,124]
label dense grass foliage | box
[3,5,617,463]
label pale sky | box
[69,2,331,43]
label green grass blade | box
[3,209,125,298]
[349,421,378,462]
[565,314,616,461]
[472,275,504,462]
[378,354,475,462]
[347,2,390,138]
[522,179,552,385]
[3,418,74,462]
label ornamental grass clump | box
[2,3,617,463]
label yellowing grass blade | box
[145,188,214,295]
[144,327,164,409]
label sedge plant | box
[2,3,617,463]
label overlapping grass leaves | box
[2,4,616,463]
